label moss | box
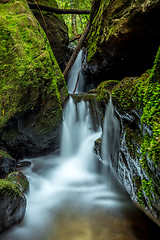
[96,80,119,102]
[29,0,65,23]
[6,171,29,193]
[0,179,22,198]
[0,0,67,131]
[110,47,160,206]
[111,76,140,112]
[134,48,160,167]
[0,149,12,159]
[87,0,133,62]
[87,0,110,62]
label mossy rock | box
[104,46,160,225]
[96,80,119,102]
[0,0,68,158]
[85,0,160,79]
[0,149,12,159]
[29,0,69,70]
[0,179,26,232]
[6,171,29,193]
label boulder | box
[6,171,29,193]
[29,0,69,70]
[0,0,68,159]
[0,179,26,232]
[83,0,160,81]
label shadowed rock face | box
[83,0,160,81]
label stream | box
[1,51,160,240]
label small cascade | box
[102,96,120,167]
[1,51,160,240]
[67,50,84,93]
[61,96,96,157]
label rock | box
[95,47,160,226]
[6,171,29,193]
[0,152,16,178]
[29,0,69,70]
[16,160,32,169]
[84,0,160,81]
[0,179,26,233]
[0,0,68,159]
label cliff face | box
[29,0,69,70]
[84,0,160,81]
[95,46,160,226]
[86,0,160,227]
[0,0,68,159]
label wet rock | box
[95,47,160,226]
[6,171,29,193]
[16,160,32,169]
[0,155,16,178]
[0,179,26,233]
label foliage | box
[56,0,92,37]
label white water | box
[102,96,120,167]
[67,50,84,93]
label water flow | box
[1,58,160,240]
[102,96,120,167]
[67,50,84,93]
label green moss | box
[110,47,160,206]
[0,149,12,159]
[87,0,110,62]
[96,80,119,102]
[0,0,67,130]
[29,0,65,23]
[111,77,139,111]
[0,179,22,198]
[6,171,29,193]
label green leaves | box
[56,0,91,37]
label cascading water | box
[1,52,160,240]
[102,96,120,167]
[67,50,84,93]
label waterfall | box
[67,50,84,93]
[1,52,159,240]
[102,96,120,167]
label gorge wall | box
[86,0,160,226]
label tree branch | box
[63,23,90,80]
[69,34,82,43]
[28,3,90,14]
